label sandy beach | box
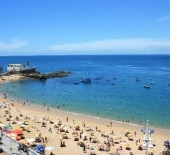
[0,75,169,155]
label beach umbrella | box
[0,123,5,128]
[141,128,146,134]
[19,139,26,144]
[24,122,29,125]
[11,129,23,135]
[36,144,45,153]
[20,124,25,128]
[6,133,20,140]
[4,125,13,130]
[45,146,54,151]
[13,126,22,130]
[17,122,23,125]
[149,128,154,134]
[27,138,35,143]
[9,133,17,139]
[63,126,68,131]
[7,133,17,137]
[127,134,133,137]
[82,133,86,137]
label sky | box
[0,0,170,55]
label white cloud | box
[155,15,170,23]
[0,39,28,51]
[49,38,170,54]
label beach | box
[0,75,170,155]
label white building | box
[7,64,26,72]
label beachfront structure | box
[141,120,154,155]
[7,64,26,72]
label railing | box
[1,131,40,155]
[28,148,40,155]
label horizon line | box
[0,53,170,57]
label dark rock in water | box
[45,71,71,78]
[23,71,71,80]
[20,68,36,74]
[39,74,47,80]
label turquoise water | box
[0,55,170,129]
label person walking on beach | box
[134,131,136,137]
[60,141,63,147]
[83,145,86,153]
[48,127,52,133]
[45,136,48,143]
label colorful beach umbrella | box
[11,129,23,135]
[4,125,13,130]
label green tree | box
[162,151,170,155]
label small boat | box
[144,85,150,88]
[80,78,91,83]
[94,77,102,80]
[136,77,141,82]
[74,82,79,85]
[150,82,155,84]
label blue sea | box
[0,55,170,129]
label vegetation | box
[162,151,170,155]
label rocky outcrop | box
[22,71,71,80]
[3,68,70,80]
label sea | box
[0,55,170,129]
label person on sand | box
[62,141,66,147]
[49,127,52,132]
[83,145,86,153]
[80,132,82,139]
[50,152,54,155]
[66,117,68,122]
[45,136,48,143]
[134,131,136,137]
[60,141,63,147]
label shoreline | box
[0,75,169,155]
[1,74,170,132]
[1,74,170,131]
[5,90,170,131]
